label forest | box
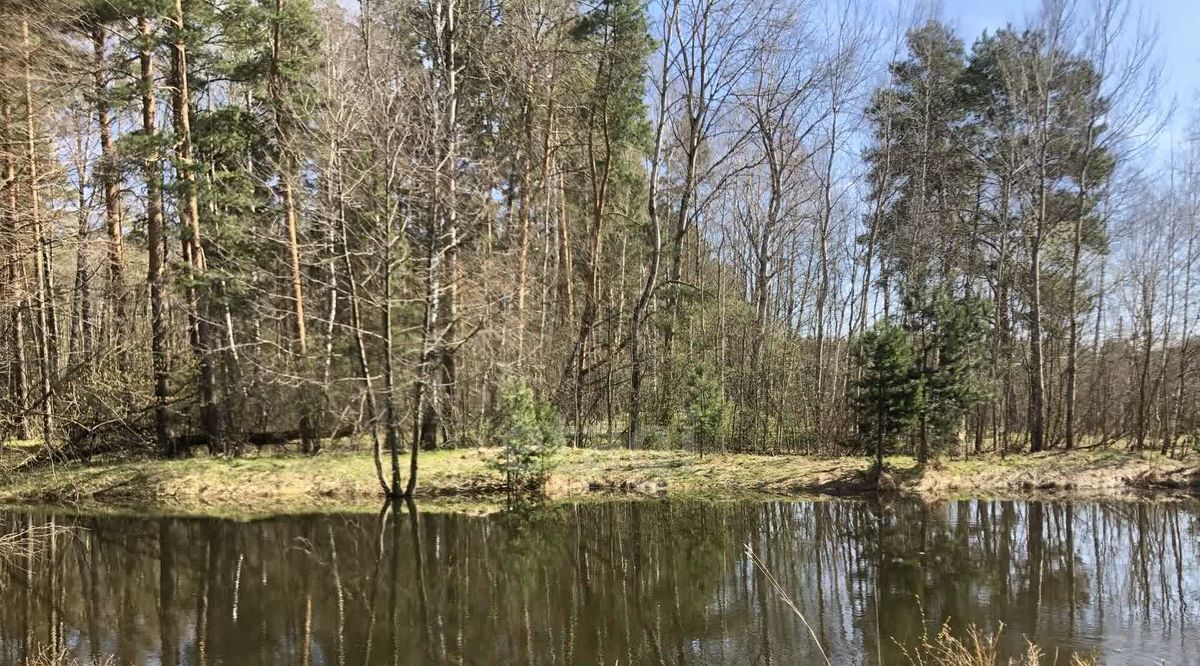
[0,0,1192,498]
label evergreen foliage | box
[679,363,731,454]
[488,379,564,493]
[906,287,993,460]
[853,321,919,471]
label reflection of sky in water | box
[747,501,1200,665]
[0,499,1197,665]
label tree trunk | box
[628,0,675,449]
[815,99,838,445]
[336,161,388,494]
[409,220,441,495]
[22,19,54,449]
[171,0,220,452]
[2,102,30,440]
[437,0,460,450]
[1064,115,1097,450]
[514,97,533,361]
[571,89,612,449]
[271,0,316,453]
[1166,232,1194,455]
[71,159,92,360]
[92,26,126,344]
[1029,235,1046,453]
[140,16,171,456]
[384,211,405,494]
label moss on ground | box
[0,446,1196,517]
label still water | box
[0,499,1197,665]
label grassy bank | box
[1,447,1197,516]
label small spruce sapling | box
[488,379,564,494]
[680,363,731,457]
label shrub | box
[488,379,563,493]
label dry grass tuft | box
[900,622,1093,665]
[22,645,113,665]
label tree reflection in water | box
[0,499,1197,664]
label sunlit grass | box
[0,445,1193,516]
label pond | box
[0,498,1197,665]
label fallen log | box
[172,424,357,450]
[7,424,359,473]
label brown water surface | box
[0,498,1196,664]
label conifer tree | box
[853,321,918,473]
[906,287,992,461]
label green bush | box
[488,379,563,493]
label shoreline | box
[1,447,1197,517]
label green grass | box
[0,446,1195,517]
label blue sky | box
[940,0,1200,156]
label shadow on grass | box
[884,462,927,491]
[800,461,926,496]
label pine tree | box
[907,287,992,461]
[680,362,730,456]
[853,321,918,473]
[864,21,977,300]
[566,0,652,445]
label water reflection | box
[0,499,1196,665]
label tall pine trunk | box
[171,0,221,452]
[141,16,171,456]
[271,0,317,453]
